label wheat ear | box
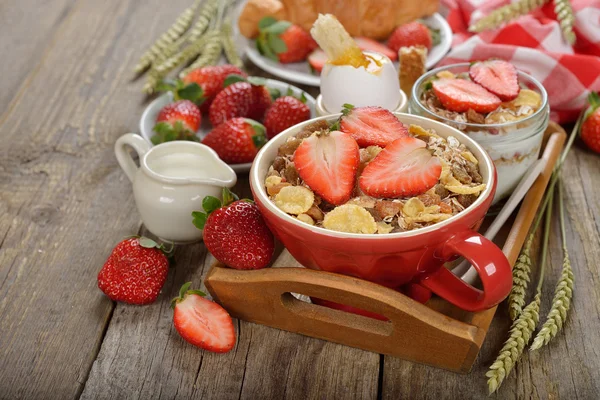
[469,0,550,33]
[134,0,202,74]
[508,234,534,320]
[553,0,577,44]
[531,177,574,350]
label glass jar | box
[409,63,549,203]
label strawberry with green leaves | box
[97,237,172,305]
[172,282,236,353]
[192,188,274,270]
[202,118,267,164]
[181,64,247,111]
[581,91,600,154]
[387,21,439,53]
[152,81,204,145]
[256,17,317,63]
[263,88,311,138]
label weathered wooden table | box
[1,1,599,399]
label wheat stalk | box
[508,234,534,320]
[134,0,202,74]
[531,177,574,350]
[188,0,218,42]
[469,0,550,33]
[553,0,577,44]
[222,22,244,69]
[487,291,541,394]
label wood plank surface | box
[0,0,599,399]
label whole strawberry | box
[97,237,171,305]
[263,91,311,138]
[209,75,272,127]
[387,21,437,53]
[172,282,235,353]
[202,118,267,164]
[182,65,247,112]
[581,92,600,154]
[192,189,275,270]
[256,17,317,63]
[152,100,202,144]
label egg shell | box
[320,51,401,114]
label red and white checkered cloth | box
[439,0,600,123]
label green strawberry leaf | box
[588,91,600,112]
[286,87,294,96]
[222,188,239,207]
[429,27,441,46]
[151,135,163,145]
[269,87,281,101]
[252,134,267,148]
[247,76,267,86]
[329,118,341,131]
[191,211,208,230]
[424,81,433,91]
[267,34,287,54]
[264,20,291,35]
[177,82,204,104]
[139,237,159,249]
[258,16,278,31]
[245,118,266,138]
[340,103,354,117]
[256,34,278,61]
[154,121,173,135]
[187,289,207,297]
[223,74,247,87]
[202,196,222,214]
[299,91,307,103]
[156,81,177,93]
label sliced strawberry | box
[432,78,502,113]
[354,37,397,61]
[339,105,408,148]
[469,60,520,101]
[359,137,442,198]
[172,282,235,353]
[308,49,327,73]
[293,130,359,205]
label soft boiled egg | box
[320,51,401,114]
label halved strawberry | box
[359,137,441,198]
[293,130,359,205]
[308,49,327,73]
[172,282,235,353]
[469,60,520,101]
[353,37,397,61]
[338,105,408,148]
[432,78,501,113]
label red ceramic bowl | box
[250,113,512,312]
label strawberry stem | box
[171,282,207,308]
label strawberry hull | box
[251,114,512,313]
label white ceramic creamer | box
[115,134,237,243]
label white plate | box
[233,3,452,87]
[139,79,316,173]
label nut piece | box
[274,186,315,215]
[305,205,324,221]
[323,204,377,234]
[297,213,315,226]
[375,200,403,219]
[265,175,283,188]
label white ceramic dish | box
[233,2,452,87]
[315,90,408,117]
[139,78,317,173]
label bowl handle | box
[419,231,512,312]
[114,133,151,182]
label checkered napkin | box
[438,0,600,123]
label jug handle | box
[115,134,151,182]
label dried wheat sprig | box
[134,0,202,74]
[180,35,223,77]
[188,0,218,43]
[553,0,577,45]
[486,291,541,394]
[531,177,574,350]
[142,68,165,95]
[487,189,554,394]
[222,22,244,69]
[469,0,550,33]
[508,234,534,320]
[154,31,218,76]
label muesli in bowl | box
[409,61,549,202]
[263,105,486,234]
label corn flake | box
[436,70,456,79]
[409,124,440,139]
[405,213,452,224]
[323,204,377,234]
[445,183,487,195]
[274,186,314,215]
[376,221,394,234]
[403,197,425,217]
[297,213,315,225]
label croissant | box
[239,0,439,40]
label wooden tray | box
[205,122,567,373]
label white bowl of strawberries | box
[140,65,316,173]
